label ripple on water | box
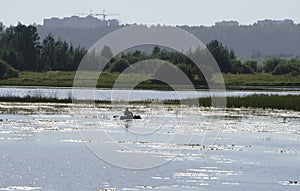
[0,102,299,190]
[173,166,243,186]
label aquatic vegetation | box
[1,94,300,111]
[165,95,300,111]
[226,95,300,111]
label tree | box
[110,58,130,73]
[152,46,161,58]
[241,63,255,74]
[230,59,254,74]
[206,40,234,73]
[243,60,258,72]
[13,23,40,71]
[230,59,242,74]
[72,46,86,70]
[0,59,19,79]
[101,45,113,59]
[0,60,7,77]
[39,34,56,71]
[0,22,3,33]
[273,60,300,75]
[177,63,193,80]
[0,24,86,72]
[39,35,86,71]
[263,58,285,73]
[0,23,40,71]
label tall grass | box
[0,96,72,103]
[226,95,300,111]
[221,73,300,86]
[165,95,300,111]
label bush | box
[273,60,300,75]
[230,59,242,74]
[230,59,254,74]
[0,60,8,77]
[110,58,130,73]
[241,63,255,74]
[243,60,258,72]
[0,59,19,79]
[263,58,285,73]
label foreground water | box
[0,102,299,191]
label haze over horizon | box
[1,0,300,26]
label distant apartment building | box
[43,16,119,28]
[215,21,239,27]
[256,19,294,27]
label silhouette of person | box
[124,107,133,118]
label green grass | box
[0,71,172,89]
[221,73,300,86]
[0,71,76,87]
[0,71,300,89]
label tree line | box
[0,23,86,78]
[104,40,300,76]
[0,23,299,81]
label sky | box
[1,0,300,26]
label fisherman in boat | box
[124,107,133,119]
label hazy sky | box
[1,0,300,26]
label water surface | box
[0,102,299,190]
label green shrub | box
[110,58,130,73]
[273,60,300,75]
[263,58,286,73]
[0,59,19,79]
[243,60,258,72]
[241,63,255,74]
[230,59,254,74]
[0,60,8,77]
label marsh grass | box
[221,73,300,86]
[164,95,300,111]
[0,94,299,111]
[226,95,300,111]
[0,96,72,103]
[1,71,300,89]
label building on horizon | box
[43,15,119,28]
[256,19,294,27]
[215,20,239,27]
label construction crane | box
[75,10,120,21]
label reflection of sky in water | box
[0,102,299,191]
[1,87,300,101]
